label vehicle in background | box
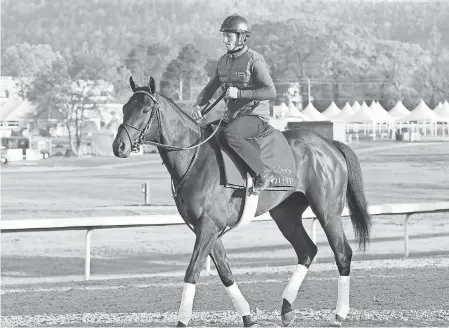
[1,136,52,164]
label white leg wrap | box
[225,283,251,316]
[178,283,196,325]
[282,264,308,304]
[336,276,350,319]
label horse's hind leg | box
[307,186,352,327]
[270,193,317,327]
[322,216,352,327]
[209,238,256,327]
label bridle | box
[120,90,226,152]
[119,89,226,199]
[119,90,160,153]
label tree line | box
[2,0,449,154]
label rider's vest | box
[217,47,271,122]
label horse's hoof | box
[176,321,187,327]
[281,310,296,327]
[243,315,257,327]
[330,314,344,327]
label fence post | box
[311,218,318,262]
[85,228,92,280]
[404,213,412,258]
[142,182,150,205]
[307,78,311,103]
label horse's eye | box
[143,108,149,114]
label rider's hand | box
[192,105,204,121]
[226,87,239,99]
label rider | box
[192,14,277,195]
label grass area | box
[1,141,448,220]
[357,142,449,204]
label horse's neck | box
[156,95,204,183]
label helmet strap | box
[233,33,247,47]
[227,45,244,54]
[226,33,248,54]
[239,33,248,45]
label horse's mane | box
[156,91,203,127]
[132,86,203,129]
[156,92,183,111]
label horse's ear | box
[129,76,137,92]
[149,77,156,94]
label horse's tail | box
[333,140,372,251]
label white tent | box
[284,102,309,122]
[302,102,329,121]
[369,101,396,123]
[348,102,376,123]
[388,100,410,119]
[352,101,361,112]
[333,102,355,121]
[407,99,441,122]
[435,100,449,119]
[322,101,341,119]
[273,102,289,118]
[434,102,443,114]
[287,102,302,117]
[433,101,449,136]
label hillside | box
[2,0,448,60]
[2,0,449,108]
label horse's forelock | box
[127,86,154,103]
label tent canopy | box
[389,100,410,119]
[370,101,396,122]
[302,102,329,121]
[435,100,449,119]
[322,101,341,119]
[332,102,355,121]
[352,101,361,112]
[406,99,441,122]
[348,102,376,123]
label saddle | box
[212,122,297,191]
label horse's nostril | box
[120,141,126,151]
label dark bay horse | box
[112,77,371,327]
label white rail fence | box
[1,202,448,281]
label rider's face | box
[222,32,238,51]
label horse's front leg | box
[210,238,256,327]
[176,215,220,327]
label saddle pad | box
[216,126,297,190]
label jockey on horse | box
[192,14,277,195]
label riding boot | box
[252,167,275,195]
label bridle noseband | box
[119,90,160,153]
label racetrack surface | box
[2,141,449,327]
[2,258,449,327]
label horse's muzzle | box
[112,136,131,158]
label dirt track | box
[2,258,449,327]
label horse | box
[112,76,371,327]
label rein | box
[141,89,227,151]
[120,89,226,199]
